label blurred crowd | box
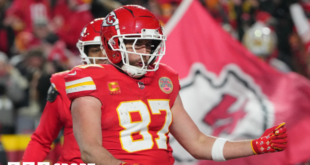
[0,0,309,135]
[201,0,310,75]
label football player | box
[66,5,287,165]
[22,18,108,164]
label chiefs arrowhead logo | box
[102,12,117,26]
[80,27,87,37]
[106,14,116,25]
[170,63,275,162]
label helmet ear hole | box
[106,37,122,50]
[104,37,113,50]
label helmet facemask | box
[77,41,108,65]
[108,28,166,78]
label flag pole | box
[164,0,193,37]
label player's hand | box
[251,122,287,155]
[119,162,143,165]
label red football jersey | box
[22,71,83,164]
[65,64,180,165]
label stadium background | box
[0,0,310,164]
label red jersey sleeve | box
[22,71,70,162]
[22,86,63,162]
[64,64,106,102]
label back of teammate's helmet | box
[77,18,107,64]
[242,22,277,57]
[100,5,166,78]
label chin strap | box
[121,64,147,78]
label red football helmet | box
[101,5,166,78]
[76,18,107,64]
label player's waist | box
[112,150,174,165]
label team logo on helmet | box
[159,77,173,94]
[103,12,117,26]
[80,27,88,37]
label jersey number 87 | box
[116,100,172,152]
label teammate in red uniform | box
[22,18,108,163]
[65,5,288,165]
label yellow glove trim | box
[276,122,286,130]
[251,140,258,155]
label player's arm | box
[22,85,63,162]
[71,96,122,165]
[170,94,287,161]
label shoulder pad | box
[47,84,59,102]
[66,64,106,80]
[64,65,106,99]
[158,63,178,75]
[73,64,105,69]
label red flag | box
[162,0,310,164]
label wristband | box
[211,138,227,161]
